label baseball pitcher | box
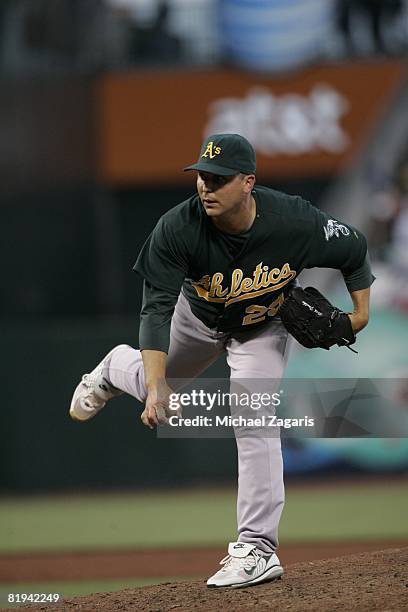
[70,133,374,588]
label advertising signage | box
[95,61,404,185]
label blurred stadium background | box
[1,0,408,605]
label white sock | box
[105,345,146,402]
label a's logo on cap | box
[201,141,222,159]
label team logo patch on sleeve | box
[323,219,351,241]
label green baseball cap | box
[184,133,256,176]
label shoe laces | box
[219,549,261,573]
[81,372,98,388]
[81,372,104,407]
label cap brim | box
[183,161,238,176]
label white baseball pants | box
[105,291,290,554]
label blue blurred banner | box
[282,438,408,472]
[219,0,336,71]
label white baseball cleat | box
[206,542,283,588]
[69,345,126,422]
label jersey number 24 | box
[242,292,284,326]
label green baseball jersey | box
[134,186,374,352]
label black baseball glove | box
[279,286,357,352]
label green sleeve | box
[134,216,189,352]
[306,206,372,289]
[139,281,177,353]
[342,254,375,292]
[133,216,188,295]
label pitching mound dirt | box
[6,547,408,611]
